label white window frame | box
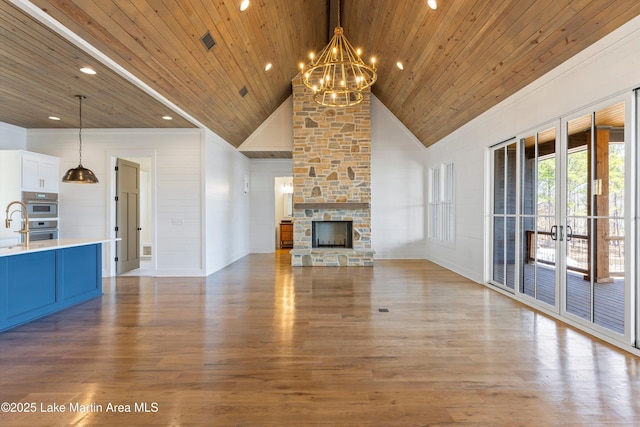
[428,163,455,242]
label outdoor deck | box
[493,263,624,334]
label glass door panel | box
[565,102,626,335]
[519,127,557,306]
[565,113,592,322]
[505,217,516,289]
[593,103,625,334]
[492,216,505,284]
[491,143,517,290]
[520,135,536,297]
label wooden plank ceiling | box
[2,0,639,153]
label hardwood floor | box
[1,251,640,426]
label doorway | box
[274,176,293,250]
[108,152,155,277]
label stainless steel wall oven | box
[22,191,58,219]
[22,191,58,241]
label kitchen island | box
[0,238,108,332]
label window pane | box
[506,143,517,215]
[565,113,593,323]
[493,217,505,285]
[494,148,505,214]
[505,217,516,289]
[520,136,535,216]
[592,101,625,334]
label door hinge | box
[115,196,119,201]
[115,226,119,232]
[115,166,119,171]
[114,257,119,262]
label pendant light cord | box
[77,95,84,167]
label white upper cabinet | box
[21,151,59,193]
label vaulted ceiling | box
[2,0,640,155]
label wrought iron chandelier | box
[299,3,377,107]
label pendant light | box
[62,95,99,183]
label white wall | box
[203,129,251,275]
[26,128,205,276]
[424,15,640,283]
[371,97,428,259]
[0,122,26,149]
[238,96,293,152]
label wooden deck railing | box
[526,230,624,276]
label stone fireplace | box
[289,75,374,267]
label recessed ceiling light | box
[240,0,250,11]
[427,0,438,10]
[265,63,272,71]
[162,115,173,120]
[48,116,61,121]
[396,62,404,70]
[80,67,96,75]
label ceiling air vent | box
[239,86,248,98]
[200,31,216,51]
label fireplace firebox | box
[312,221,353,248]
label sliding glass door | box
[490,95,632,342]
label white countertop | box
[0,238,115,257]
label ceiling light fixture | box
[48,116,61,121]
[240,0,250,11]
[80,67,96,75]
[427,0,438,10]
[299,2,376,107]
[62,95,99,184]
[162,115,173,120]
[396,62,404,70]
[265,63,272,71]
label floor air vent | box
[142,244,152,259]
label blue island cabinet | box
[0,243,102,332]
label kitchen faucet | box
[5,201,29,247]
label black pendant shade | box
[62,95,98,184]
